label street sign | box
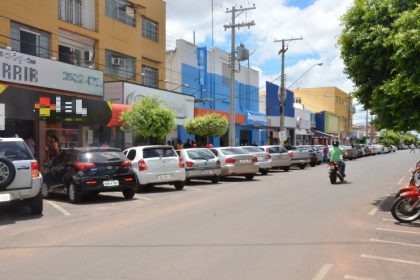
[279,130,287,142]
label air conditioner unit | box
[112,57,126,67]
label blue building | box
[166,39,267,146]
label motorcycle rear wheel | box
[391,196,420,223]
[329,173,337,184]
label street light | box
[287,62,323,90]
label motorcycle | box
[328,161,344,184]
[394,166,420,199]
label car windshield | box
[143,147,177,158]
[242,147,263,153]
[187,149,215,160]
[0,141,34,160]
[79,150,126,163]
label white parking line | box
[135,195,151,201]
[312,264,333,280]
[398,176,405,185]
[376,227,420,235]
[370,238,420,248]
[368,196,389,216]
[361,254,420,266]
[185,187,204,191]
[45,200,71,216]
[382,218,395,222]
[344,275,376,280]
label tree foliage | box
[339,0,420,131]
[120,96,176,140]
[379,130,400,145]
[184,114,228,138]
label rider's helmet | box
[332,140,339,147]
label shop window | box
[142,17,158,42]
[105,0,135,26]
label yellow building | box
[293,87,353,137]
[0,0,166,86]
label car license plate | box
[103,180,119,187]
[0,193,12,202]
[239,159,249,163]
[158,174,171,180]
[258,157,264,161]
[202,170,213,175]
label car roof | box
[129,145,174,150]
[0,137,24,142]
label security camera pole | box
[275,37,302,143]
[224,5,255,146]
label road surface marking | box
[185,187,204,191]
[376,227,420,235]
[312,264,333,280]
[370,238,420,248]
[361,254,420,266]
[135,195,151,201]
[398,176,405,185]
[368,196,390,216]
[382,218,395,222]
[344,275,376,280]
[45,200,71,216]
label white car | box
[123,145,186,190]
[176,148,221,183]
[0,138,43,215]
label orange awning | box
[107,103,132,127]
[194,108,245,124]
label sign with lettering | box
[245,110,268,126]
[0,49,103,96]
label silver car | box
[258,145,292,171]
[176,148,221,183]
[0,138,43,215]
[123,145,186,190]
[209,147,259,180]
[240,146,272,175]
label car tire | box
[260,169,268,175]
[122,188,136,199]
[174,181,185,190]
[299,164,306,169]
[0,157,16,190]
[211,176,220,184]
[245,174,254,180]
[29,190,43,215]
[282,166,290,172]
[68,181,82,204]
[41,182,51,199]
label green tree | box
[339,0,420,131]
[400,132,417,145]
[379,130,400,145]
[120,96,176,141]
[184,114,228,141]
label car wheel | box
[0,157,16,190]
[282,166,290,172]
[299,164,306,169]
[174,181,185,190]
[211,176,220,184]
[122,188,136,199]
[186,178,191,184]
[41,182,51,199]
[68,182,82,204]
[260,169,268,175]
[29,190,43,215]
[310,162,316,167]
[245,174,254,180]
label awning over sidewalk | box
[107,103,132,127]
[314,130,334,138]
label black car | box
[41,147,137,203]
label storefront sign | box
[123,83,194,125]
[0,49,103,96]
[245,111,268,126]
[0,103,4,130]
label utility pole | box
[274,37,302,143]
[224,5,255,146]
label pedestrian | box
[183,139,191,148]
[192,140,197,148]
[322,143,329,163]
[176,139,183,150]
[409,143,416,153]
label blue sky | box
[165,0,369,124]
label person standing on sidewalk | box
[409,143,416,153]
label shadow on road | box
[371,195,395,212]
[0,205,43,225]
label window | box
[59,0,82,26]
[141,65,158,87]
[10,22,50,58]
[295,97,302,104]
[105,0,135,26]
[105,50,135,79]
[142,17,158,42]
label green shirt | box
[329,146,343,163]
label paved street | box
[1,151,419,280]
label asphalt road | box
[1,150,419,280]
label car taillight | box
[216,160,221,166]
[138,159,148,171]
[265,154,271,160]
[179,157,184,168]
[31,161,39,178]
[251,156,258,163]
[225,157,236,164]
[121,160,132,167]
[288,151,294,158]
[185,161,194,167]
[124,177,135,182]
[74,162,96,171]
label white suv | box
[123,145,186,191]
[0,138,43,215]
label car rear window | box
[220,148,248,155]
[267,147,280,153]
[187,149,215,160]
[143,147,177,158]
[78,150,126,163]
[0,141,34,160]
[242,147,263,153]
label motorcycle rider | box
[329,139,346,176]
